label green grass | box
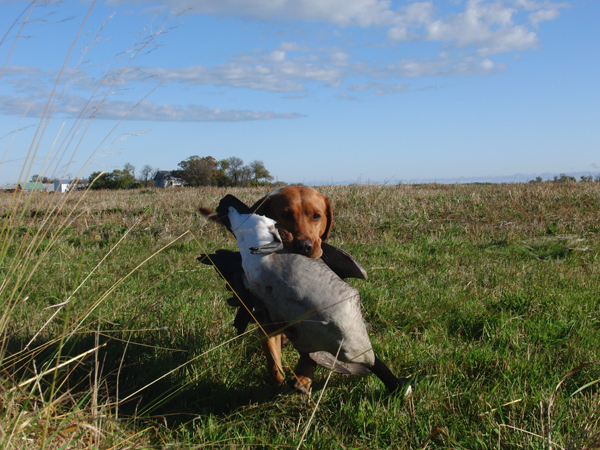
[1,183,599,448]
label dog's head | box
[252,186,332,259]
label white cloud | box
[348,82,409,95]
[386,2,435,41]
[109,0,397,27]
[0,0,569,108]
[528,7,561,25]
[418,0,540,55]
[339,92,360,101]
[376,55,503,78]
[100,101,305,121]
[138,44,348,91]
[511,0,569,12]
[2,66,44,76]
[0,95,304,122]
[132,43,504,93]
[108,0,568,58]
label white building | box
[54,180,73,193]
[154,171,184,188]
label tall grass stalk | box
[0,2,186,447]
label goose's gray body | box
[208,194,412,394]
[227,204,375,369]
[245,249,375,367]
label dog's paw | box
[286,375,312,395]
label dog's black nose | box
[294,239,313,256]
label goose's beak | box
[250,241,284,254]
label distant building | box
[1,183,21,192]
[154,171,184,188]
[54,180,73,193]
[72,179,90,190]
[22,182,49,192]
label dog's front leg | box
[260,332,286,386]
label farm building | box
[54,180,73,193]
[22,182,52,192]
[154,171,184,188]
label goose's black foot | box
[388,376,414,397]
[371,357,414,396]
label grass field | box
[1,183,599,449]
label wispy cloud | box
[0,94,304,122]
[384,55,503,78]
[339,92,360,101]
[348,82,409,95]
[1,0,569,117]
[97,100,306,121]
[138,44,348,92]
[132,43,504,93]
[108,0,398,27]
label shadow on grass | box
[2,330,281,425]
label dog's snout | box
[294,239,313,256]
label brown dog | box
[250,186,332,259]
[201,186,332,388]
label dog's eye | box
[312,213,322,220]
[281,211,293,220]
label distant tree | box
[226,156,244,186]
[595,174,600,183]
[528,176,543,184]
[123,162,136,179]
[169,155,273,187]
[249,160,273,185]
[177,155,218,186]
[30,174,53,183]
[554,173,576,183]
[580,175,593,182]
[139,164,158,186]
[113,169,136,189]
[88,171,111,190]
[88,169,136,190]
[239,165,253,187]
[214,159,231,187]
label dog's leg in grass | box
[287,353,317,394]
[260,333,286,386]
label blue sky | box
[0,0,598,185]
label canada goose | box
[214,194,412,395]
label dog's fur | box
[250,186,332,259]
[200,186,333,387]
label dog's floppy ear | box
[321,195,333,242]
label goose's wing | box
[310,351,372,375]
[320,243,368,280]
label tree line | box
[84,156,274,190]
[174,156,273,187]
[528,173,600,183]
[86,163,156,190]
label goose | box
[214,194,412,395]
